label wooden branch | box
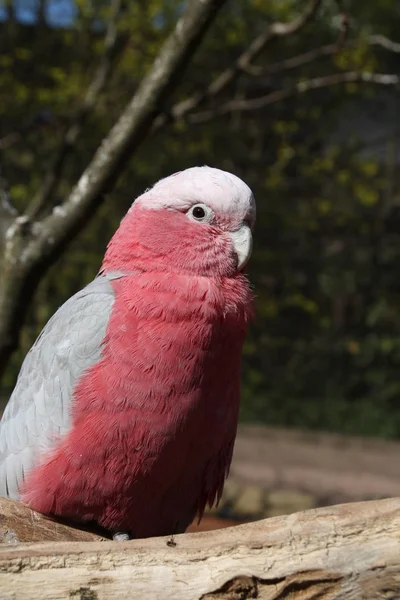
[160,16,400,128]
[243,42,341,76]
[334,0,349,51]
[37,0,228,246]
[0,498,105,543]
[0,0,228,379]
[0,164,18,251]
[154,0,323,128]
[243,34,400,77]
[26,0,129,220]
[372,33,400,53]
[0,497,399,599]
[189,71,400,123]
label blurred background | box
[1,0,400,530]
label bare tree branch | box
[155,4,399,129]
[35,0,228,242]
[243,43,340,76]
[334,0,350,51]
[25,0,128,220]
[187,71,400,124]
[370,33,400,53]
[154,0,323,128]
[243,34,400,77]
[0,0,229,378]
[0,169,18,252]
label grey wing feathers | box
[0,272,123,500]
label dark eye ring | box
[192,206,206,219]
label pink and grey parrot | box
[0,166,255,540]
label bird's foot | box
[112,532,130,541]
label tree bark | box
[0,497,105,543]
[0,497,399,599]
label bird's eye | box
[193,206,206,219]
[187,203,213,223]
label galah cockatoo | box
[0,166,255,540]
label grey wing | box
[0,271,123,500]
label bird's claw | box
[113,532,130,541]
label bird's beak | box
[229,223,253,271]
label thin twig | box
[26,0,127,220]
[187,71,400,123]
[153,0,323,129]
[0,162,18,246]
[370,34,400,53]
[334,0,349,52]
[241,34,400,77]
[0,180,17,220]
[243,43,339,76]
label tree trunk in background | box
[0,0,228,381]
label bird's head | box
[102,166,256,278]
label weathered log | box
[0,497,106,543]
[0,496,233,540]
[0,497,399,599]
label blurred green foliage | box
[1,0,400,437]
